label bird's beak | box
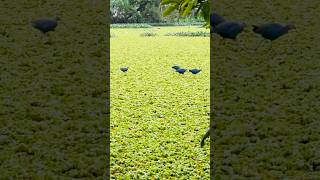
[287,22,296,30]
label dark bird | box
[200,123,216,147]
[176,68,187,74]
[210,12,225,33]
[252,23,296,41]
[252,23,295,50]
[31,17,60,34]
[120,67,128,72]
[189,69,201,74]
[213,21,246,40]
[172,65,180,70]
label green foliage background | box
[161,0,209,26]
[111,0,206,23]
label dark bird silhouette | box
[253,23,295,41]
[120,67,129,72]
[176,68,187,74]
[252,22,295,50]
[213,21,246,40]
[31,17,60,34]
[189,69,201,74]
[172,65,180,70]
[210,12,225,33]
[200,123,216,147]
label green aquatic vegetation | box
[0,0,107,178]
[211,0,320,178]
[111,26,210,178]
[111,23,153,28]
[165,31,210,37]
[140,32,158,37]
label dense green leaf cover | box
[0,0,107,178]
[111,26,210,178]
[211,0,320,178]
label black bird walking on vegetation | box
[189,69,201,74]
[213,21,246,40]
[176,68,187,74]
[172,65,180,70]
[253,23,296,41]
[31,17,60,34]
[120,67,129,72]
[252,22,296,49]
[210,12,225,33]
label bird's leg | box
[211,38,219,54]
[253,39,264,51]
[235,39,247,50]
[267,41,274,55]
[39,33,45,42]
[220,38,226,46]
[269,41,273,50]
[12,43,27,58]
[214,38,221,47]
[269,41,281,61]
[220,38,224,46]
[268,41,283,66]
[44,34,49,44]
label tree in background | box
[111,0,162,23]
[161,0,210,26]
[110,0,205,23]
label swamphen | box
[210,12,225,33]
[252,22,296,50]
[120,67,129,72]
[213,21,246,40]
[189,69,201,74]
[172,65,180,70]
[252,23,296,41]
[176,68,187,74]
[31,17,60,34]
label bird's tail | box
[252,25,259,33]
[210,26,216,33]
[30,20,36,26]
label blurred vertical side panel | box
[211,0,320,179]
[106,0,111,178]
[0,0,109,178]
[210,0,215,178]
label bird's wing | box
[230,23,243,33]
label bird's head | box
[54,16,61,21]
[286,22,296,30]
